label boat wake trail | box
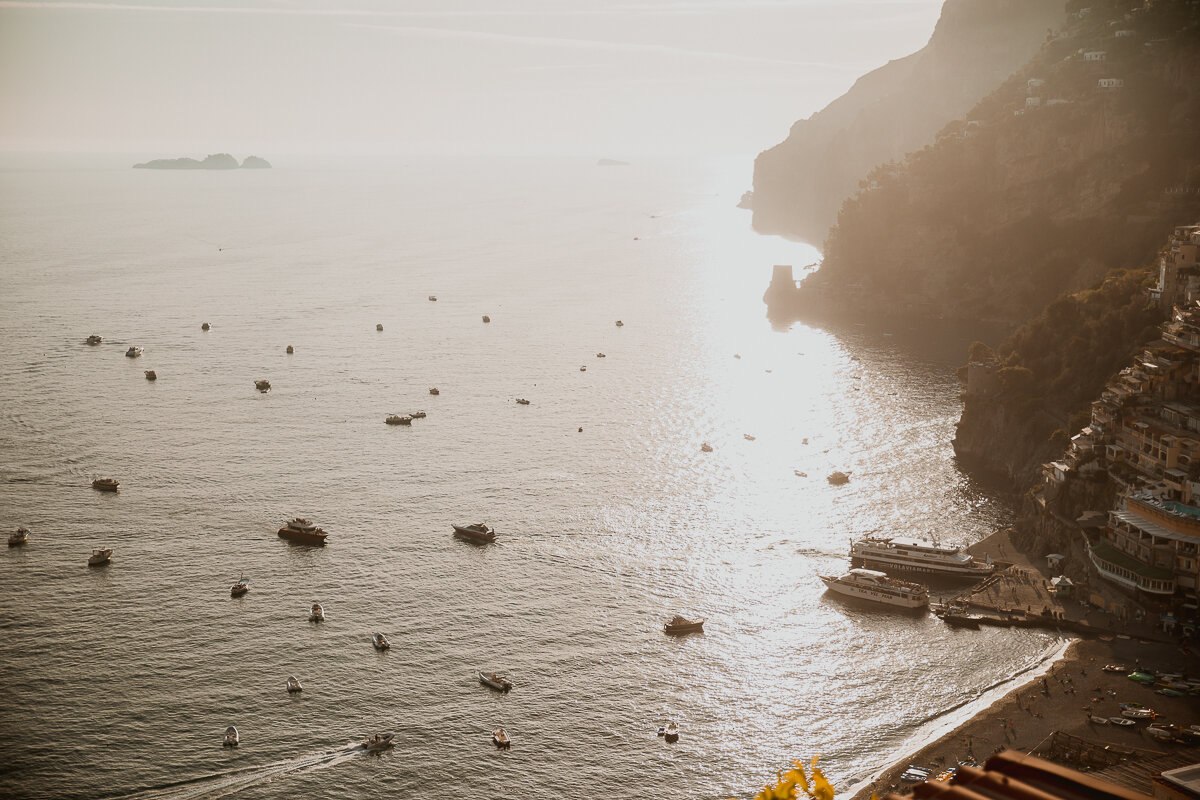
[109,744,365,800]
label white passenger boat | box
[819,568,929,609]
[286,675,303,693]
[372,633,390,650]
[223,726,239,747]
[849,537,995,578]
[308,602,325,622]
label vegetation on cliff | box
[752,0,1065,246]
[810,0,1200,326]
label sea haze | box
[0,156,1058,799]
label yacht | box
[308,602,325,622]
[278,518,328,546]
[818,568,929,609]
[8,527,29,547]
[849,537,995,578]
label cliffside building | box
[1152,223,1200,309]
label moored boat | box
[9,527,29,546]
[255,379,271,392]
[478,671,512,692]
[363,733,394,751]
[385,414,412,425]
[849,536,995,578]
[1109,717,1136,726]
[86,334,102,345]
[278,518,328,546]
[201,322,210,331]
[516,398,530,405]
[492,728,510,748]
[429,387,439,395]
[223,726,239,747]
[92,478,119,492]
[230,575,249,597]
[308,602,325,622]
[372,633,390,650]
[125,346,143,358]
[410,410,426,419]
[144,370,157,381]
[452,523,496,544]
[286,675,303,693]
[818,568,929,609]
[88,548,112,566]
[663,722,679,743]
[664,615,705,635]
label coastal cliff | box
[134,154,272,170]
[766,0,1200,329]
[752,0,1065,246]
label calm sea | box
[0,155,1061,799]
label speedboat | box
[223,726,239,747]
[255,380,271,392]
[664,615,705,635]
[230,576,249,597]
[410,411,427,419]
[363,733,394,751]
[286,675,303,693]
[8,527,29,546]
[452,523,497,544]
[125,346,143,358]
[663,722,679,743]
[86,334,102,345]
[492,728,510,749]
[385,415,412,425]
[92,478,119,492]
[372,633,390,650]
[88,548,112,566]
[478,671,513,692]
[308,602,325,622]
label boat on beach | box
[308,602,325,622]
[363,733,394,751]
[92,478,119,492]
[453,523,496,544]
[664,615,704,635]
[1109,717,1136,726]
[492,728,510,748]
[88,548,112,566]
[9,527,29,546]
[286,675,303,693]
[849,536,995,578]
[230,576,249,597]
[372,633,390,650]
[278,518,328,546]
[818,568,929,609]
[223,726,239,747]
[478,671,513,692]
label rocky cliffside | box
[768,0,1200,330]
[752,0,1065,246]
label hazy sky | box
[0,0,946,156]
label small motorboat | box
[664,615,705,635]
[309,602,325,622]
[744,434,756,441]
[1109,717,1136,727]
[492,728,510,749]
[230,576,249,597]
[144,370,157,381]
[9,527,29,546]
[363,733,394,751]
[376,323,384,331]
[615,320,624,327]
[453,523,497,544]
[478,671,513,692]
[596,352,606,358]
[700,442,713,452]
[663,722,679,743]
[201,322,211,331]
[428,295,437,301]
[92,477,119,492]
[286,345,294,354]
[385,415,413,425]
[429,387,440,395]
[482,315,491,323]
[410,410,427,419]
[516,398,531,405]
[88,548,112,566]
[86,334,102,345]
[223,726,239,747]
[125,346,143,358]
[286,675,303,693]
[372,633,391,650]
[255,380,271,392]
[579,365,587,372]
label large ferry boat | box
[819,568,929,609]
[849,536,994,578]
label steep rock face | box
[752,0,1066,246]
[780,0,1200,328]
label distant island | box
[596,158,630,167]
[133,154,272,170]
